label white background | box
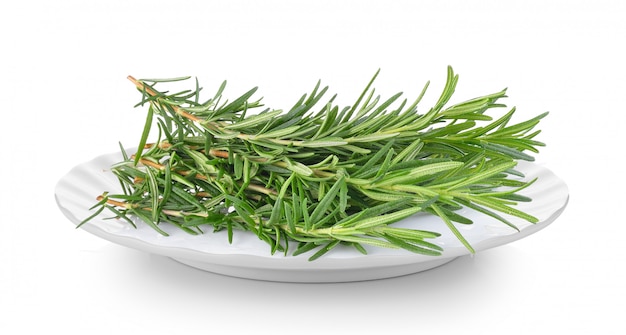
[1,0,624,334]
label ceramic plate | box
[55,150,568,282]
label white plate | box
[55,150,568,283]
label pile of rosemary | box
[81,67,547,261]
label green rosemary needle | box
[80,66,547,261]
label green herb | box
[80,66,547,260]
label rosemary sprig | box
[80,67,547,260]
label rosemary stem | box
[96,195,132,209]
[128,75,201,122]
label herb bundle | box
[81,67,547,261]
